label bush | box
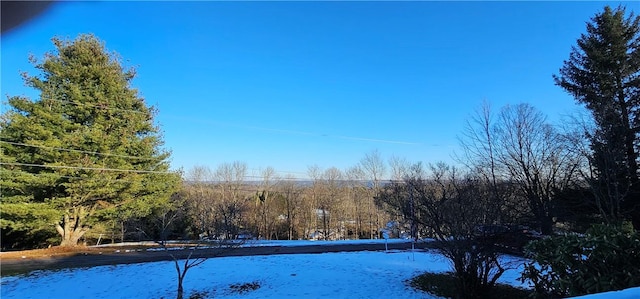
[520,224,640,298]
[411,272,532,299]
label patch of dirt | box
[1,246,98,259]
[0,242,208,260]
[229,281,261,294]
[0,245,158,260]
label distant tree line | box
[161,158,391,243]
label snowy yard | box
[1,240,638,299]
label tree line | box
[126,157,393,246]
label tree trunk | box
[630,208,640,231]
[173,255,186,299]
[539,215,554,235]
[59,229,85,247]
[120,221,125,243]
[56,207,89,246]
[176,275,184,299]
[322,209,328,240]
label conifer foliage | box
[554,6,640,228]
[0,34,180,248]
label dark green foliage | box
[554,5,640,228]
[520,224,640,298]
[411,272,532,299]
[1,34,180,248]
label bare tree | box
[155,206,243,299]
[307,165,323,239]
[360,149,387,190]
[457,102,521,225]
[277,175,303,240]
[359,150,387,238]
[255,167,278,239]
[458,101,501,189]
[323,167,343,240]
[184,166,216,239]
[459,103,581,234]
[494,104,579,234]
[345,166,366,239]
[389,155,411,181]
[214,161,248,239]
[377,163,510,299]
[142,193,209,299]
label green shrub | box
[520,224,640,298]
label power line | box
[7,98,423,146]
[0,162,174,174]
[0,171,146,183]
[0,141,156,160]
[0,143,394,182]
[163,115,422,146]
[4,100,424,178]
[248,168,307,176]
[0,142,308,177]
[0,163,381,185]
[13,98,420,145]
[0,172,376,198]
[0,142,313,179]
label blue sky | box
[1,1,632,179]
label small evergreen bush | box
[520,224,640,298]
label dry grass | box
[0,241,214,260]
[1,246,95,260]
[0,245,156,260]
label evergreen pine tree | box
[554,6,640,228]
[1,34,181,247]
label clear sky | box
[1,1,633,179]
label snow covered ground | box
[1,239,638,299]
[243,238,420,247]
[95,238,423,249]
[569,288,640,299]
